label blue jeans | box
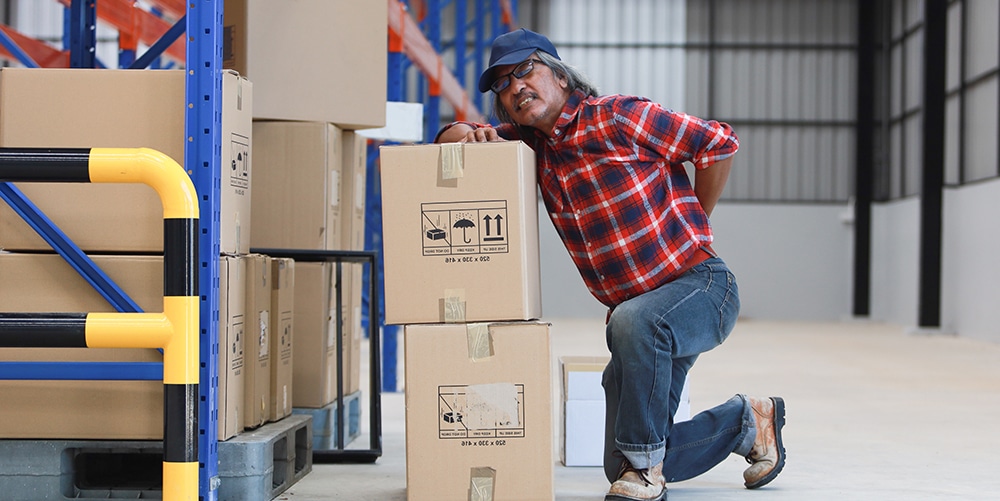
[602,257,755,483]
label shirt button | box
[554,129,561,135]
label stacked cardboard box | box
[0,68,252,442]
[380,141,553,501]
[233,0,386,417]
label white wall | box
[942,178,1000,342]
[870,198,921,327]
[540,200,855,322]
[709,202,854,321]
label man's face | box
[493,58,569,134]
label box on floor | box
[405,321,553,501]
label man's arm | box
[694,155,734,217]
[435,123,505,143]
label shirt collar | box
[528,88,589,141]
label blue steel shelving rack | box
[185,2,223,498]
[0,2,221,498]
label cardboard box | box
[0,253,244,441]
[339,262,364,395]
[243,254,271,429]
[339,130,368,394]
[379,142,542,324]
[340,130,368,252]
[269,257,295,422]
[292,262,353,408]
[0,253,163,439]
[0,68,252,255]
[250,121,342,251]
[404,321,553,501]
[559,356,691,467]
[219,255,247,440]
[220,70,254,255]
[223,0,386,128]
[560,356,608,467]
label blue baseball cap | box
[477,28,560,93]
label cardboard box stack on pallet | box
[0,68,254,442]
[379,142,554,501]
[224,0,387,450]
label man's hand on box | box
[461,126,504,143]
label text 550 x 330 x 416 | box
[444,256,491,263]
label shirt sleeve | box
[433,121,522,143]
[610,96,739,170]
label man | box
[436,28,786,501]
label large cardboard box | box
[223,0,386,129]
[0,253,163,439]
[292,262,353,408]
[250,121,342,251]
[0,68,252,255]
[269,257,295,422]
[379,142,542,324]
[219,255,247,440]
[243,253,271,429]
[0,253,242,441]
[339,131,368,394]
[404,321,553,501]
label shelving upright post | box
[186,1,223,499]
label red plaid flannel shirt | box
[446,90,739,307]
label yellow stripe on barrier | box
[163,296,200,385]
[162,461,199,501]
[87,147,199,220]
[84,313,172,349]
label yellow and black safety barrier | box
[0,147,199,501]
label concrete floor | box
[278,319,1000,500]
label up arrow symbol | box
[483,214,504,236]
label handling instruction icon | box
[421,200,509,256]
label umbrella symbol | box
[453,218,475,243]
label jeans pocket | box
[717,270,740,336]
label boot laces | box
[617,459,655,487]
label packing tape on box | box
[440,143,465,179]
[444,288,467,323]
[466,323,493,360]
[469,467,496,501]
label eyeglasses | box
[490,59,543,94]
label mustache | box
[513,91,538,111]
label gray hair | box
[491,50,599,125]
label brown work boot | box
[605,460,666,501]
[743,396,786,489]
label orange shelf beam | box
[0,24,69,68]
[55,0,186,64]
[387,0,486,123]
